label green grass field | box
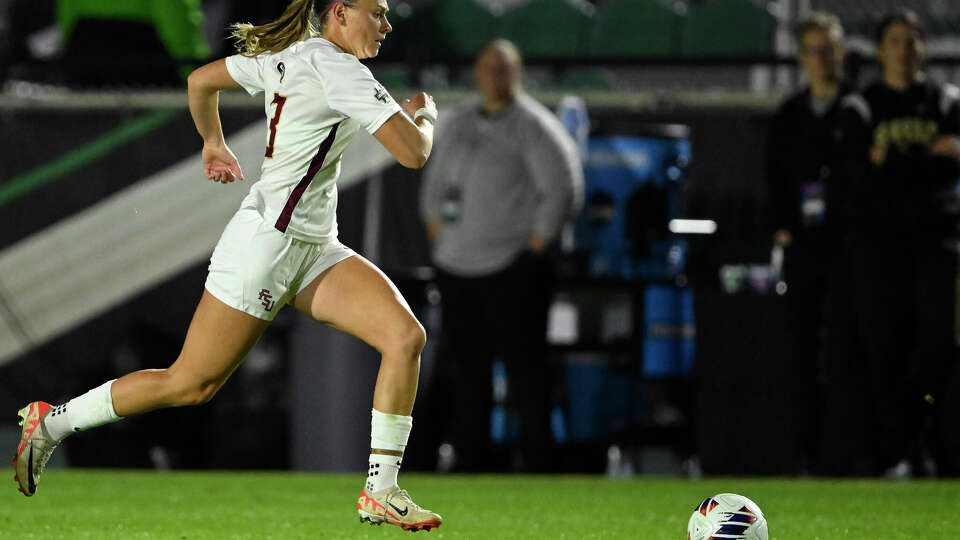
[3,471,959,539]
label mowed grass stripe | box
[2,471,958,539]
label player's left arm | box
[188,59,246,183]
[314,52,435,170]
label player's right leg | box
[110,291,270,415]
[14,290,269,496]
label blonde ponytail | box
[230,0,321,57]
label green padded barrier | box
[500,0,590,58]
[371,64,408,89]
[682,0,774,57]
[432,0,500,58]
[588,0,682,58]
[57,0,210,66]
[558,68,610,90]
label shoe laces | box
[392,489,424,512]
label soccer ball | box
[686,493,768,540]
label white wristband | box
[413,107,437,125]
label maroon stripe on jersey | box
[275,122,341,233]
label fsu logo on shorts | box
[258,289,276,311]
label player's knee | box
[387,317,426,359]
[407,319,427,355]
[165,371,221,406]
[183,381,220,405]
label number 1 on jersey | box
[265,92,287,158]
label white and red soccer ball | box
[686,493,768,540]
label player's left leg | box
[292,254,440,532]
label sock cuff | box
[368,452,402,466]
[104,379,121,420]
[370,408,412,450]
[67,379,122,433]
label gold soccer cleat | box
[357,486,442,532]
[13,402,58,497]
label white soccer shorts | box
[204,208,355,321]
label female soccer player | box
[13,0,441,531]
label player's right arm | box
[374,92,437,169]
[187,59,246,183]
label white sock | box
[43,380,123,442]
[366,408,412,493]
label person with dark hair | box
[14,0,443,530]
[765,11,851,473]
[418,39,583,472]
[831,8,960,476]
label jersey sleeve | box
[312,53,402,134]
[225,54,266,96]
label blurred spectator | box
[418,39,583,472]
[764,11,851,475]
[831,9,960,476]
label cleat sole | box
[359,512,440,532]
[359,516,383,526]
[400,521,441,532]
[12,458,26,496]
[14,407,25,495]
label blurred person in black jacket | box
[765,12,851,474]
[830,9,960,476]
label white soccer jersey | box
[225,38,402,242]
